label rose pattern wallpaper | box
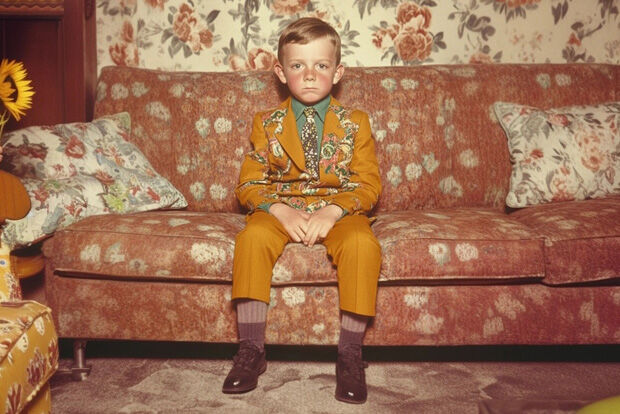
[96,0,620,73]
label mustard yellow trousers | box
[231,211,382,316]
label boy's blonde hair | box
[277,17,342,64]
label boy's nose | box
[303,68,316,80]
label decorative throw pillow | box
[0,113,187,247]
[494,101,620,208]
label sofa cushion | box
[0,113,188,248]
[44,211,339,285]
[45,211,244,282]
[511,197,620,285]
[494,101,620,208]
[0,301,58,414]
[45,208,545,285]
[373,208,545,283]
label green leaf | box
[355,0,366,18]
[168,37,183,58]
[161,28,173,43]
[206,10,220,23]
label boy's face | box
[274,37,344,106]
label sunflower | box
[0,59,34,125]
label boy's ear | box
[332,64,345,85]
[274,62,287,84]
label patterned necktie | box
[301,107,319,179]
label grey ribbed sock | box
[236,299,267,350]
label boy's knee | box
[340,227,381,256]
[235,215,285,249]
[237,222,271,244]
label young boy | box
[223,17,382,404]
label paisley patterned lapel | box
[319,98,360,184]
[321,97,346,149]
[263,97,306,172]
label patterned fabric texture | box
[42,63,620,347]
[373,208,544,282]
[92,64,618,213]
[45,274,620,346]
[511,196,620,285]
[0,245,21,302]
[0,246,57,414]
[494,101,620,208]
[0,302,57,414]
[0,113,187,248]
[46,208,545,284]
[301,107,319,180]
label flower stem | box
[0,110,9,139]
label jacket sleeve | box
[328,110,382,215]
[235,112,274,212]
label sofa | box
[0,172,58,413]
[38,63,618,376]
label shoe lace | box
[232,342,262,370]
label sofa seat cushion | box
[510,197,620,285]
[373,208,545,283]
[0,301,58,414]
[44,211,340,285]
[45,211,245,282]
[46,208,547,285]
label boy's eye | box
[291,63,302,69]
[317,64,328,69]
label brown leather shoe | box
[222,341,266,394]
[335,345,369,404]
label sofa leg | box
[70,340,91,381]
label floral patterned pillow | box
[0,113,187,248]
[494,101,620,208]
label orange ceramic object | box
[0,170,31,222]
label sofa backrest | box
[94,64,618,213]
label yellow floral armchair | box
[0,171,58,414]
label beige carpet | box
[50,342,620,414]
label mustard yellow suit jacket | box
[236,96,381,216]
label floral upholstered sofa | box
[0,243,58,413]
[14,64,620,375]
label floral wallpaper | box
[97,0,620,73]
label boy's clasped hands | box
[269,203,343,246]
